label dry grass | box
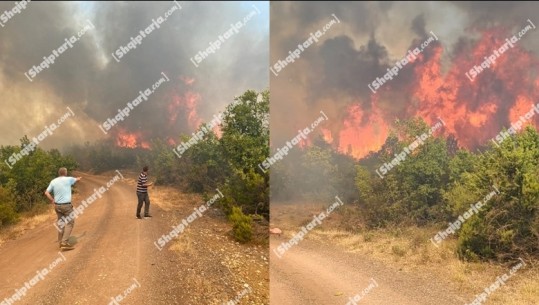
[0,208,54,247]
[150,186,202,212]
[168,228,195,254]
[271,202,539,305]
[314,228,538,304]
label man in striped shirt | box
[136,166,153,219]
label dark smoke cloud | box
[0,1,268,149]
[411,14,427,37]
[270,1,539,148]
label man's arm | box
[141,175,152,187]
[71,176,82,185]
[44,190,54,204]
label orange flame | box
[115,128,150,149]
[328,27,539,159]
[335,103,389,158]
[321,128,333,143]
[167,76,203,131]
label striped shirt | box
[137,172,148,193]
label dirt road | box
[270,203,470,305]
[0,172,268,305]
[271,236,471,305]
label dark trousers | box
[136,192,150,216]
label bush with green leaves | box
[447,126,539,261]
[136,89,269,221]
[355,120,539,261]
[0,136,77,227]
[0,185,19,226]
[356,119,451,227]
[228,206,253,243]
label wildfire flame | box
[115,128,150,149]
[324,27,539,159]
[335,102,389,158]
[112,75,225,149]
[168,92,202,130]
[167,76,203,131]
[321,128,333,143]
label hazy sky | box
[0,1,269,150]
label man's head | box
[58,167,67,176]
[143,166,149,173]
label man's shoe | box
[144,215,152,218]
[136,216,143,219]
[60,242,75,250]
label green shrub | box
[456,217,494,261]
[0,186,19,227]
[229,206,253,243]
[452,127,539,261]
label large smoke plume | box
[0,1,268,150]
